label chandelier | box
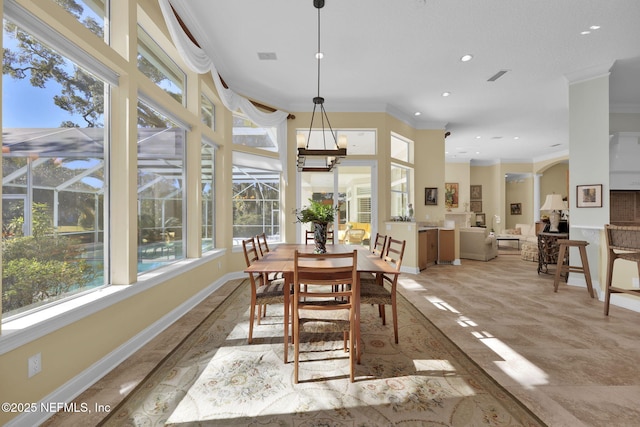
[296,0,347,172]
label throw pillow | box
[514,228,522,235]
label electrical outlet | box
[28,353,41,378]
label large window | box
[201,141,215,252]
[390,164,411,218]
[2,18,108,317]
[52,0,107,42]
[391,133,411,162]
[137,25,185,105]
[390,133,413,218]
[232,165,280,245]
[137,100,186,273]
[201,94,215,130]
[233,112,277,152]
[296,129,377,155]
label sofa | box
[459,227,498,261]
[495,223,537,248]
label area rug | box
[101,280,545,426]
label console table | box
[537,232,569,275]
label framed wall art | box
[470,200,482,212]
[510,203,522,215]
[425,187,438,205]
[475,213,486,227]
[470,185,482,201]
[444,183,459,208]
[576,184,602,208]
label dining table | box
[243,243,401,364]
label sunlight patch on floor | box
[425,296,460,313]
[427,296,548,390]
[473,331,549,389]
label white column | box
[533,174,541,221]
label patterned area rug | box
[102,280,544,426]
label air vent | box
[487,70,509,82]
[257,52,277,60]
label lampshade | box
[540,193,565,232]
[540,194,565,211]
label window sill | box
[0,249,226,356]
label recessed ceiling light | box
[315,52,324,59]
[581,31,591,35]
[476,151,480,154]
[590,25,601,30]
[460,54,473,62]
[475,136,481,139]
[414,111,421,116]
[442,92,451,97]
[514,136,519,140]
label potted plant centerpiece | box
[295,199,338,253]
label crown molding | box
[564,61,615,85]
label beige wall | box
[540,162,569,205]
[610,112,640,132]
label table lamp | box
[540,194,565,232]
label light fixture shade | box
[338,135,347,149]
[540,194,565,211]
[296,134,306,148]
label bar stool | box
[553,239,594,298]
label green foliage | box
[295,199,337,224]
[1,203,98,313]
[3,18,104,128]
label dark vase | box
[313,222,328,253]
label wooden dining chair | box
[293,250,358,383]
[256,232,283,280]
[371,233,387,258]
[359,237,405,343]
[256,232,270,256]
[305,229,315,245]
[242,237,290,363]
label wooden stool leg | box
[578,245,595,298]
[554,244,567,292]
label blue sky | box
[2,75,76,128]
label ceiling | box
[171,0,640,164]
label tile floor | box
[43,255,640,426]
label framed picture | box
[444,183,459,208]
[475,213,486,226]
[470,200,482,212]
[510,203,522,215]
[576,184,603,208]
[470,185,482,200]
[425,187,438,205]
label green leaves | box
[294,199,337,224]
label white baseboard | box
[567,274,640,313]
[5,271,244,427]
